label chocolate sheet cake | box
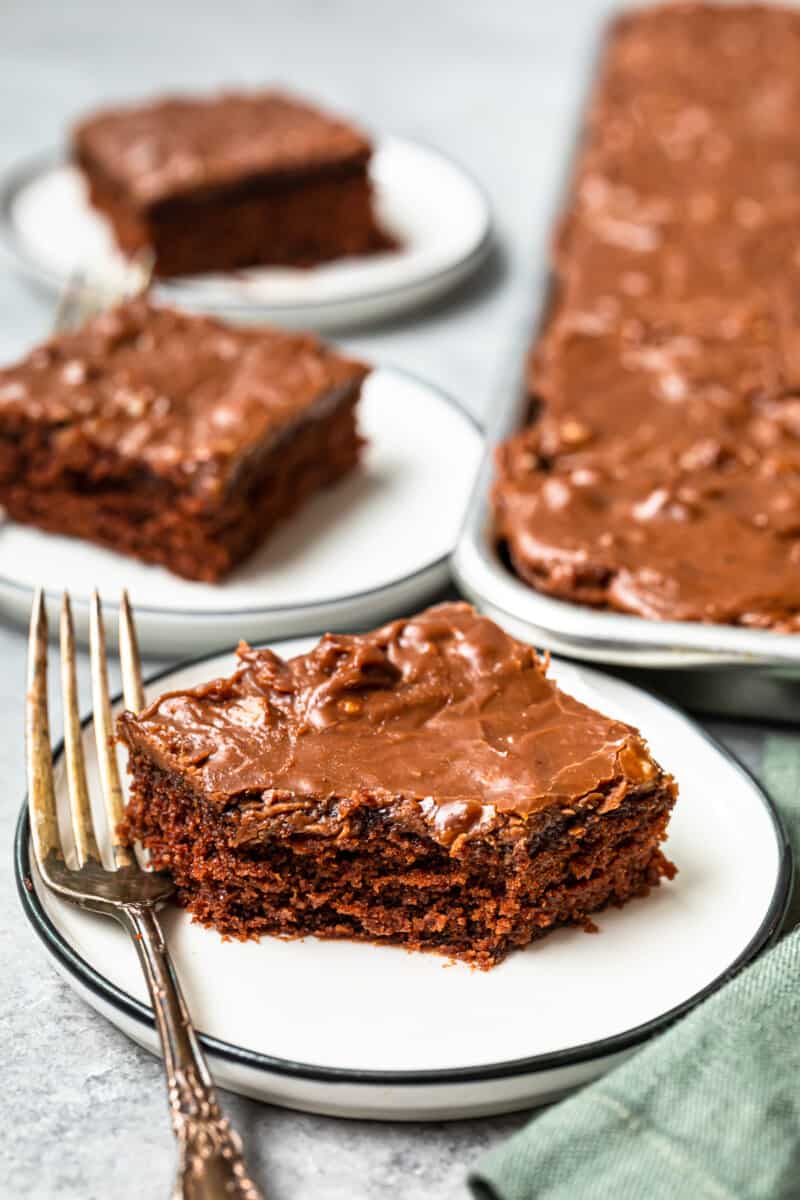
[118,604,678,968]
[494,3,800,631]
[72,90,395,276]
[0,298,368,581]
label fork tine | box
[119,590,145,714]
[131,247,156,295]
[60,593,101,867]
[77,279,101,327]
[89,589,132,869]
[25,590,60,866]
[52,269,85,334]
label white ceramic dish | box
[452,324,800,676]
[0,367,482,656]
[0,137,492,330]
[15,639,791,1120]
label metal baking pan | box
[451,310,800,720]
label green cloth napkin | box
[471,733,800,1200]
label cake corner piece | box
[118,603,678,968]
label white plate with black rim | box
[0,137,492,331]
[15,639,791,1120]
[0,367,482,656]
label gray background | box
[0,3,784,1197]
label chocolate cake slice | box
[72,89,395,276]
[0,298,368,581]
[118,604,677,968]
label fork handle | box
[121,904,263,1200]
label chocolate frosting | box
[118,604,662,846]
[72,90,373,209]
[0,298,367,502]
[494,3,800,631]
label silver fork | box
[26,588,263,1200]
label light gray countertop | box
[0,2,786,1196]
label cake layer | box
[122,747,675,967]
[1,392,360,581]
[0,299,368,580]
[119,604,678,966]
[84,168,386,276]
[493,3,800,631]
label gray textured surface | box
[0,3,787,1197]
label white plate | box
[0,367,482,655]
[15,641,791,1120]
[0,138,492,330]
